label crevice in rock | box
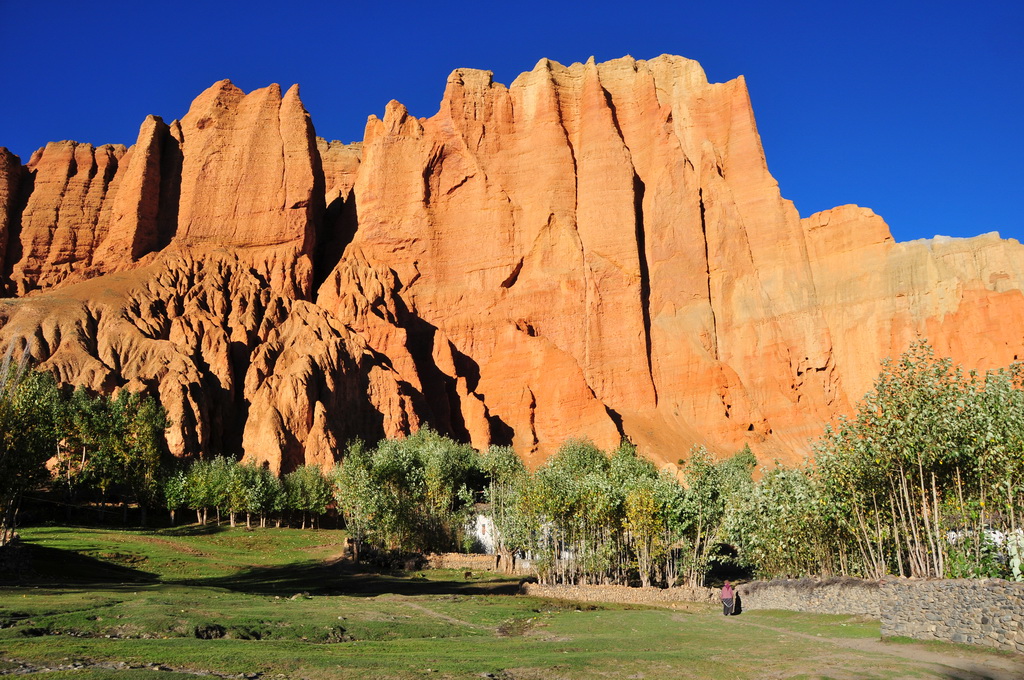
[444,173,472,196]
[633,172,657,404]
[500,258,523,289]
[601,85,627,144]
[421,146,444,207]
[514,320,537,337]
[449,342,481,394]
[303,126,328,301]
[698,188,719,361]
[526,386,538,450]
[65,149,78,185]
[93,148,121,255]
[86,151,100,181]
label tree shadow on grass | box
[148,524,230,537]
[176,559,522,597]
[1,542,158,586]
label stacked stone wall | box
[425,553,500,571]
[737,578,881,617]
[738,577,1024,654]
[424,552,530,574]
[520,583,718,605]
[881,578,1024,653]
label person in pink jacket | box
[721,580,736,615]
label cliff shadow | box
[1,164,33,294]
[384,288,515,448]
[313,189,359,292]
[153,128,182,253]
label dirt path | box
[729,616,1024,680]
[385,596,495,631]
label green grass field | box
[1,525,1020,679]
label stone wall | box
[881,578,1024,653]
[424,552,530,574]
[425,553,500,571]
[737,577,881,617]
[520,583,718,605]
[738,577,1024,654]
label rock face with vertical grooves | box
[1,55,1022,472]
[10,140,126,294]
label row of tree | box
[161,432,484,548]
[480,439,754,587]
[159,430,755,586]
[164,458,332,529]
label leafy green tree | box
[529,439,615,584]
[184,458,219,524]
[284,465,332,529]
[246,464,285,528]
[331,440,375,556]
[163,469,189,525]
[120,392,168,525]
[610,443,674,587]
[623,480,667,587]
[480,445,529,569]
[225,460,252,528]
[206,456,234,525]
[725,464,828,578]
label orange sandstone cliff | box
[1,55,1022,470]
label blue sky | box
[2,0,1021,243]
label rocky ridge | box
[1,55,1021,470]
